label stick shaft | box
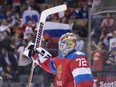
[27,60,35,87]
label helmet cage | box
[59,33,76,56]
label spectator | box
[105,48,116,71]
[22,6,40,23]
[51,16,60,22]
[11,13,22,27]
[75,33,85,51]
[68,16,76,30]
[65,0,74,7]
[79,4,88,19]
[26,33,35,44]
[86,0,93,7]
[64,6,72,19]
[100,13,115,40]
[11,33,23,50]
[4,0,13,5]
[16,39,32,75]
[23,21,34,39]
[74,7,81,19]
[6,10,15,26]
[0,7,6,20]
[0,47,18,81]
[68,6,81,19]
[91,14,104,44]
[103,33,112,50]
[1,31,14,52]
[109,30,116,51]
[12,0,21,13]
[61,16,68,24]
[0,19,11,34]
[91,41,107,71]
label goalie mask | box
[59,33,76,56]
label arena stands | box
[0,0,115,87]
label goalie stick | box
[27,4,67,87]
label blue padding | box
[50,59,56,74]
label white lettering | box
[76,58,87,66]
[56,80,62,86]
[94,79,97,87]
[100,81,116,87]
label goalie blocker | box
[24,32,94,87]
[23,42,52,64]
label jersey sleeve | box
[34,53,56,74]
[69,55,94,87]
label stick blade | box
[41,4,67,20]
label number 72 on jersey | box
[76,58,87,67]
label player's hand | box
[36,47,52,63]
[23,42,52,63]
[23,42,37,60]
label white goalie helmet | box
[59,32,76,56]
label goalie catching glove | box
[23,42,52,63]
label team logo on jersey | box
[57,64,62,79]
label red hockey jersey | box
[37,51,94,87]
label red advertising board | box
[94,77,116,87]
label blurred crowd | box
[0,0,115,86]
[0,0,92,85]
[0,0,115,85]
[91,13,116,72]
